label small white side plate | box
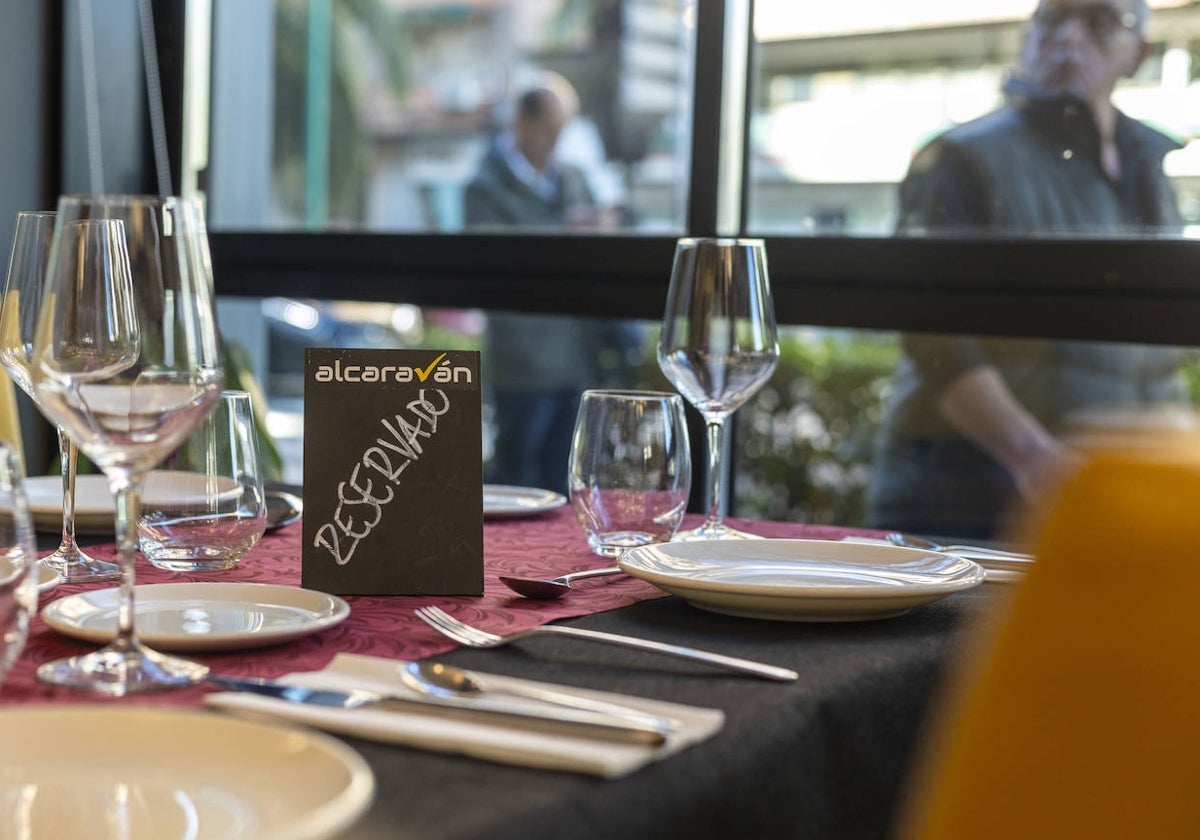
[483,484,567,519]
[0,706,375,840]
[619,538,985,622]
[23,474,114,534]
[21,472,241,535]
[36,562,62,593]
[41,582,351,651]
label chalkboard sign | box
[301,347,483,595]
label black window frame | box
[182,1,1200,349]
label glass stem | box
[705,416,728,528]
[57,428,81,558]
[111,474,144,652]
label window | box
[49,1,1200,535]
[207,0,695,234]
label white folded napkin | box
[839,536,1025,584]
[205,653,724,779]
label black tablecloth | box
[335,587,998,840]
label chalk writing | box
[313,389,451,565]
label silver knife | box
[943,551,1033,572]
[207,675,670,745]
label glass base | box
[671,520,765,541]
[586,531,658,558]
[40,544,121,582]
[36,640,210,696]
[146,554,241,572]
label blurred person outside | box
[465,72,635,494]
[869,0,1185,539]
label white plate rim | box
[23,473,114,517]
[619,539,984,605]
[482,484,567,518]
[36,562,62,593]
[0,704,375,839]
[41,582,351,651]
[19,474,114,533]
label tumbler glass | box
[568,389,691,557]
[138,391,267,571]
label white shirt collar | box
[499,132,559,202]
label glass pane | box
[748,1,1200,237]
[736,324,1200,540]
[208,0,696,234]
[219,297,655,492]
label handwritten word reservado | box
[313,389,450,565]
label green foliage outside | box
[273,0,409,223]
[735,331,897,526]
[628,328,900,528]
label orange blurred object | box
[899,432,1200,839]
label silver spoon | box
[885,533,1033,563]
[397,661,677,736]
[265,490,303,532]
[498,565,625,599]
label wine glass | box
[0,211,121,582]
[657,238,779,540]
[31,196,224,694]
[0,440,38,690]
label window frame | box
[60,1,1200,343]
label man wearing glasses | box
[869,0,1185,539]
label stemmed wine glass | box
[657,238,779,540]
[0,211,121,582]
[31,196,223,694]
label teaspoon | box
[397,661,677,736]
[499,566,625,599]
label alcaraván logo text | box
[313,352,473,384]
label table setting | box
[0,218,1018,838]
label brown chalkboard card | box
[302,348,483,595]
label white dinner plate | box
[21,472,242,535]
[483,484,567,519]
[36,562,61,593]
[23,474,115,534]
[619,539,985,622]
[141,470,242,506]
[0,705,374,839]
[41,582,351,651]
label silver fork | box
[413,606,798,682]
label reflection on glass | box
[748,0,1200,236]
[209,0,696,233]
[866,1,1192,540]
[460,73,647,492]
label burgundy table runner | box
[1,507,871,708]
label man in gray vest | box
[869,0,1184,538]
[465,74,627,493]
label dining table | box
[1,503,1004,840]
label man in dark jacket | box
[869,0,1184,538]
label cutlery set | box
[884,532,1034,569]
[209,671,672,745]
[213,533,1013,727]
[210,603,797,743]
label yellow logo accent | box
[415,352,447,383]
